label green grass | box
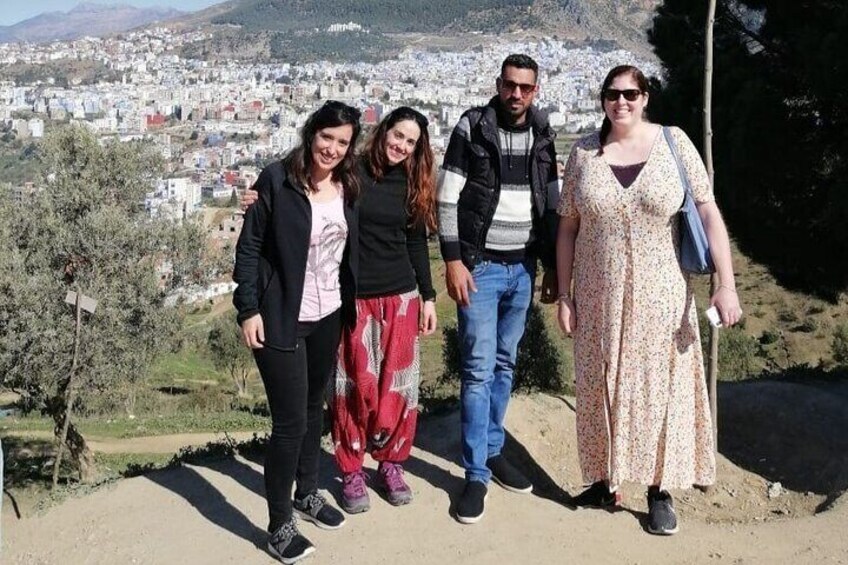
[2,410,269,439]
[554,132,581,160]
[96,452,181,478]
[150,348,222,385]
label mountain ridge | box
[0,3,185,44]
[174,0,660,57]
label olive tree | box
[0,125,211,482]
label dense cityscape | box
[0,26,656,229]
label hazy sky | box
[0,1,226,26]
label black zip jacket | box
[232,161,358,351]
[438,96,559,270]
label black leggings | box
[253,309,341,532]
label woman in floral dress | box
[555,65,742,535]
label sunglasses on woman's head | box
[602,89,643,102]
[393,106,429,128]
[322,100,361,120]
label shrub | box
[778,310,799,323]
[832,324,848,365]
[701,319,761,380]
[759,329,780,345]
[796,318,819,333]
[722,327,761,379]
[807,303,826,315]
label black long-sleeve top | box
[233,161,358,351]
[357,161,436,302]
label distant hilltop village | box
[0,25,655,237]
[327,22,364,33]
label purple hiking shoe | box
[377,462,413,506]
[341,470,370,514]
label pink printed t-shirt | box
[298,192,348,322]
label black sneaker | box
[455,480,488,524]
[647,488,679,535]
[268,518,315,564]
[293,492,346,530]
[487,455,533,494]
[570,481,621,508]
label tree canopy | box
[0,125,213,479]
[648,0,848,298]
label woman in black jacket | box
[233,100,361,564]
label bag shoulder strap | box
[662,126,694,199]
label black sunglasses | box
[602,88,644,102]
[498,78,537,97]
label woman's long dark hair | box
[598,65,650,155]
[363,107,437,232]
[283,100,362,204]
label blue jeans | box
[457,259,534,483]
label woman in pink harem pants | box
[332,107,438,513]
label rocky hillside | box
[178,0,660,56]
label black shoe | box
[455,481,488,524]
[487,455,533,494]
[647,488,679,535]
[268,518,315,564]
[570,481,621,508]
[293,492,346,530]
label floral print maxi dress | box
[558,126,716,490]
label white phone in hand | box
[706,306,723,328]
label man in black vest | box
[437,53,560,524]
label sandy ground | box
[3,382,848,565]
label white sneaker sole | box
[647,524,679,535]
[492,475,533,494]
[455,493,488,524]
[456,509,485,524]
[294,509,346,530]
[268,542,316,564]
[341,500,370,514]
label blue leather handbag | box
[662,127,716,275]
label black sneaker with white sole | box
[487,455,533,494]
[647,488,679,535]
[268,518,315,564]
[293,492,346,530]
[455,480,488,524]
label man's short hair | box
[501,54,539,81]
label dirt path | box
[3,387,848,564]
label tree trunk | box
[48,396,96,483]
[230,366,252,397]
[57,419,96,483]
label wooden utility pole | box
[53,290,97,487]
[704,0,720,455]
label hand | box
[556,296,576,336]
[539,270,558,304]
[419,299,438,336]
[445,260,477,307]
[241,314,265,348]
[710,286,742,327]
[241,188,259,211]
